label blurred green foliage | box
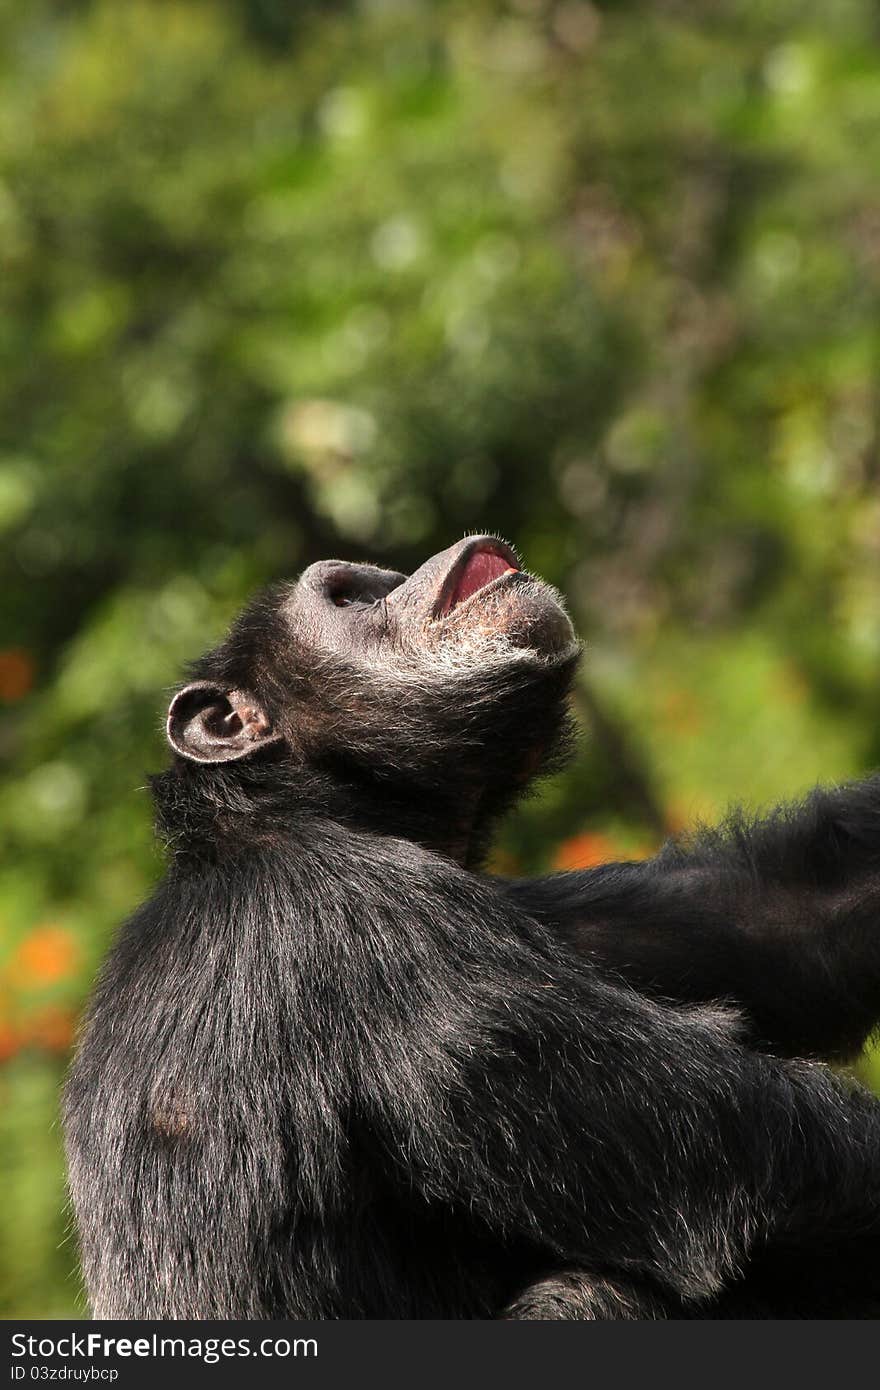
[2,0,880,1318]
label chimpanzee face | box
[289,535,575,668]
[166,536,578,777]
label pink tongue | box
[450,551,516,608]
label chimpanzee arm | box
[501,775,880,1059]
[363,888,880,1309]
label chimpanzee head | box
[156,536,580,865]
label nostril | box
[317,566,360,608]
[333,569,407,607]
[308,562,407,608]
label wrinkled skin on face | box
[157,536,580,865]
[287,535,576,668]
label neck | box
[151,695,575,873]
[151,758,496,872]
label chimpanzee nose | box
[301,560,407,607]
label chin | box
[438,576,578,665]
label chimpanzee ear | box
[166,682,283,764]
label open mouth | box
[435,540,520,619]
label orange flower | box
[553,831,621,871]
[0,1017,19,1063]
[26,1005,75,1052]
[11,924,79,986]
[0,648,34,702]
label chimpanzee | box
[63,535,880,1319]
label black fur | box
[508,778,880,1062]
[63,536,880,1319]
